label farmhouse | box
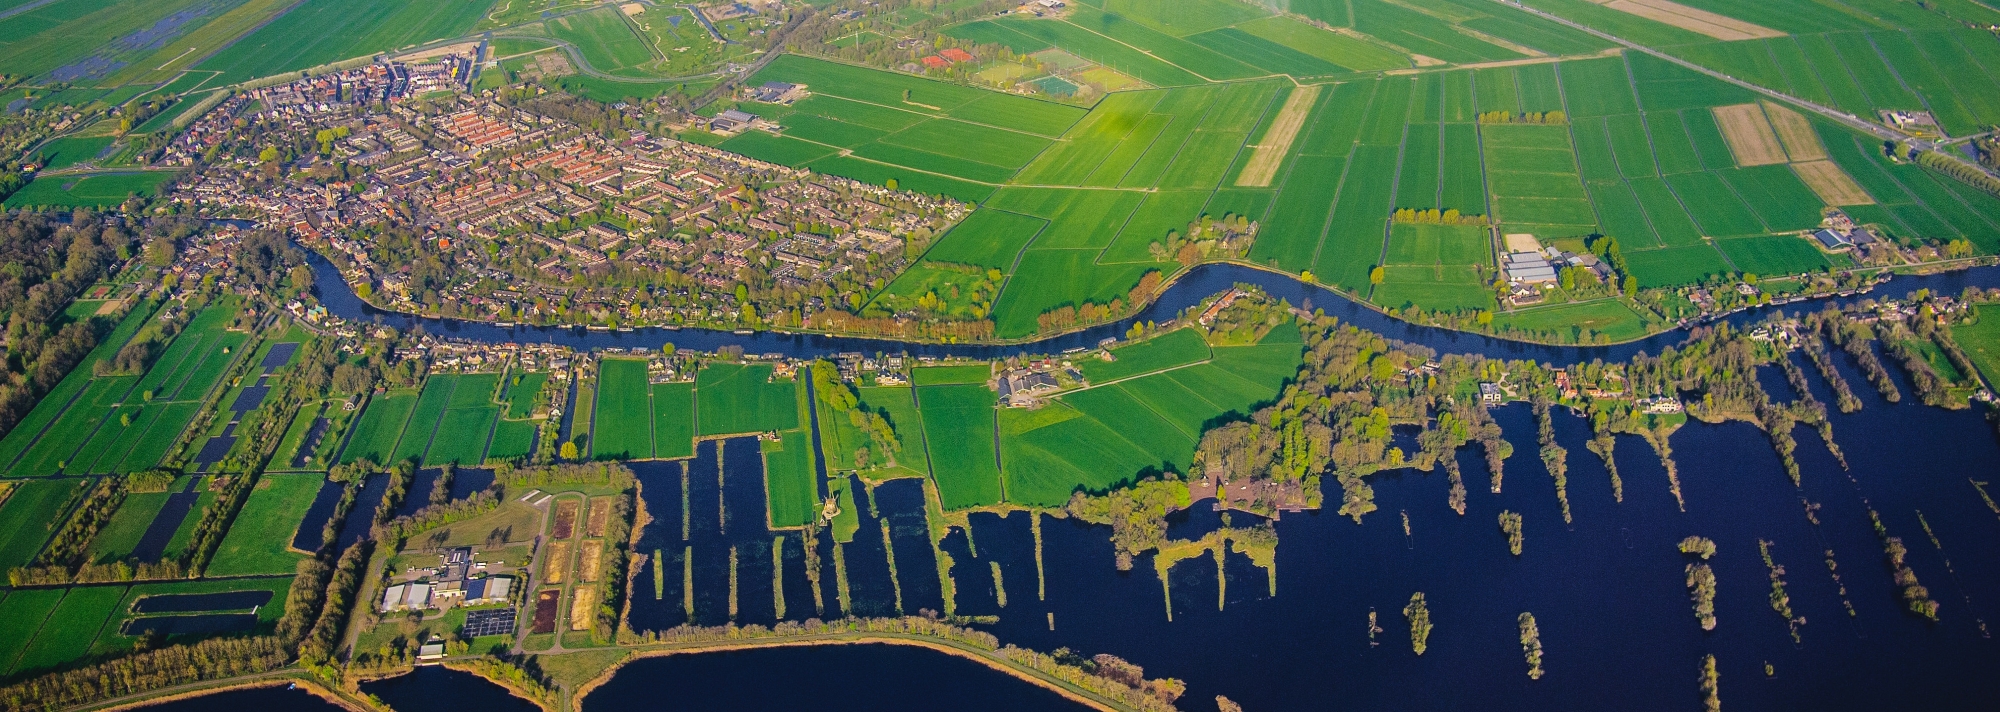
[1502,251,1557,284]
[708,109,759,134]
[747,81,807,104]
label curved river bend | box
[307,251,2000,364]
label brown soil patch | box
[543,540,572,584]
[585,497,610,538]
[531,589,559,633]
[95,298,127,315]
[1712,104,1788,167]
[1792,160,1875,205]
[1596,0,1783,41]
[578,540,603,582]
[1235,84,1321,187]
[1760,101,1826,162]
[551,499,578,539]
[569,587,597,631]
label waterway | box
[154,253,2000,711]
[306,250,2000,364]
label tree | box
[559,441,579,460]
[1369,265,1385,285]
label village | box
[161,59,968,333]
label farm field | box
[4,172,175,209]
[194,0,496,85]
[546,8,654,77]
[1952,306,2000,387]
[916,383,1001,509]
[762,431,814,528]
[651,382,695,459]
[1490,299,1652,342]
[593,359,653,460]
[0,479,87,572]
[339,390,417,465]
[204,473,322,576]
[1000,322,1302,507]
[695,363,799,436]
[10,585,128,677]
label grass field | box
[1000,322,1301,507]
[0,305,153,470]
[593,359,653,460]
[0,588,63,674]
[339,390,417,465]
[1953,305,2000,387]
[4,172,175,209]
[917,384,1001,509]
[11,585,128,676]
[1492,299,1651,342]
[195,0,496,85]
[35,136,113,170]
[204,473,322,576]
[651,382,695,459]
[425,406,496,466]
[0,479,85,572]
[1078,328,1212,383]
[547,8,654,76]
[763,431,815,528]
[695,363,799,436]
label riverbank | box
[79,673,365,712]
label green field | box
[390,376,457,465]
[917,384,1002,509]
[204,474,322,576]
[424,406,497,466]
[339,390,417,465]
[1000,322,1301,507]
[695,363,799,436]
[4,172,175,209]
[1954,306,2000,386]
[763,430,815,528]
[11,585,127,676]
[1078,328,1212,383]
[1492,299,1651,342]
[651,382,695,459]
[593,359,654,460]
[547,8,655,76]
[0,588,63,674]
[35,136,114,170]
[0,479,86,572]
[194,0,497,85]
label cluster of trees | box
[1518,613,1544,679]
[1148,213,1257,266]
[810,361,899,466]
[299,541,372,668]
[0,635,292,712]
[1478,110,1567,124]
[495,460,635,491]
[1404,592,1432,655]
[1586,235,1640,296]
[1680,536,1718,630]
[1758,539,1803,642]
[589,491,635,642]
[1533,399,1572,523]
[1034,270,1163,335]
[1498,510,1524,555]
[1065,479,1190,571]
[1915,150,2000,199]
[0,214,138,437]
[1868,509,1939,620]
[1391,208,1485,226]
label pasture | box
[339,390,417,465]
[694,363,799,436]
[1952,306,2000,386]
[0,479,86,572]
[916,383,1002,509]
[652,382,695,459]
[204,473,322,576]
[762,431,814,528]
[592,359,654,460]
[195,0,496,85]
[4,172,175,209]
[547,8,654,76]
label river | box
[305,250,2000,364]
[145,254,2000,711]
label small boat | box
[733,329,753,335]
[586,325,610,331]
[617,327,634,332]
[663,325,681,330]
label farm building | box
[708,109,759,134]
[1502,252,1557,284]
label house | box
[940,48,974,63]
[1479,382,1503,406]
[921,55,950,70]
[417,643,446,661]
